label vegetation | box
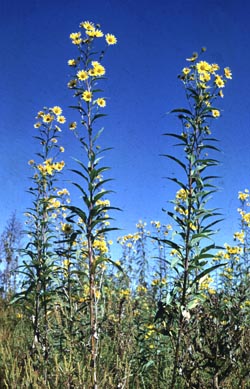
[0,21,249,388]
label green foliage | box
[0,24,249,389]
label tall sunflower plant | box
[12,107,66,368]
[65,21,119,389]
[154,49,232,387]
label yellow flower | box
[69,32,82,44]
[68,59,77,67]
[82,90,92,102]
[56,161,65,171]
[46,164,54,175]
[238,191,249,201]
[43,114,54,123]
[80,21,95,31]
[94,290,101,299]
[51,138,57,143]
[69,121,77,130]
[37,164,47,175]
[45,158,53,165]
[151,220,161,229]
[176,188,188,201]
[57,188,70,196]
[137,285,147,293]
[34,122,41,128]
[212,109,220,118]
[186,52,198,62]
[37,111,44,118]
[88,68,96,77]
[60,146,65,152]
[151,279,160,286]
[189,222,197,231]
[219,89,224,98]
[70,32,81,40]
[182,67,191,75]
[77,70,89,81]
[91,61,106,77]
[120,289,130,297]
[51,106,62,116]
[93,239,108,253]
[234,231,245,243]
[28,159,35,165]
[105,33,117,45]
[224,67,232,79]
[61,223,72,235]
[215,75,225,88]
[63,259,70,268]
[96,98,106,107]
[196,61,211,74]
[57,116,66,124]
[73,38,82,45]
[67,79,77,89]
[94,29,104,37]
[96,199,110,207]
[86,29,103,38]
[210,63,220,73]
[199,72,211,82]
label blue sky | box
[1,0,250,247]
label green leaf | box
[187,299,199,310]
[69,105,87,115]
[163,132,188,144]
[166,177,186,189]
[91,114,107,125]
[190,232,213,246]
[191,263,226,286]
[70,169,89,182]
[187,294,206,309]
[155,238,183,255]
[171,256,181,269]
[170,108,193,115]
[162,154,187,173]
[66,205,87,224]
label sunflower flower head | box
[105,33,117,45]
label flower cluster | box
[93,238,109,254]
[80,236,109,255]
[175,188,188,202]
[234,230,245,244]
[117,233,141,248]
[180,49,232,119]
[150,220,172,234]
[198,274,216,295]
[29,107,66,181]
[223,244,243,260]
[151,277,167,287]
[70,21,117,45]
[67,21,117,114]
[36,158,65,176]
[34,106,66,128]
[238,189,249,202]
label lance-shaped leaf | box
[190,263,226,287]
[66,205,87,224]
[170,108,193,115]
[162,154,187,173]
